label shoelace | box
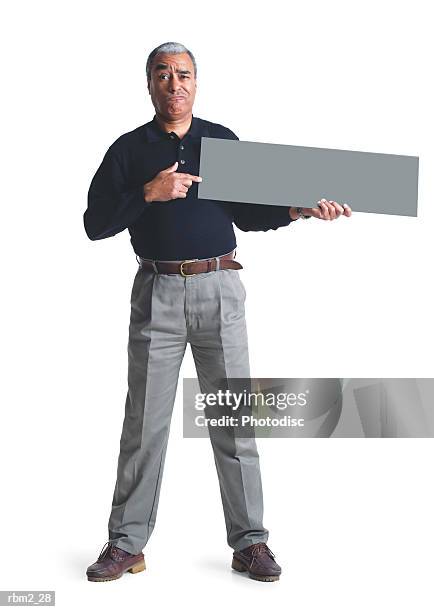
[97,541,130,562]
[97,541,112,561]
[98,540,128,561]
[249,543,275,569]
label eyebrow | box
[154,63,191,75]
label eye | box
[159,74,169,80]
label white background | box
[1,0,433,610]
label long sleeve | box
[222,128,296,232]
[232,200,294,232]
[84,144,152,240]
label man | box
[84,41,352,584]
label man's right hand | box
[143,161,202,203]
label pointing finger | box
[177,173,202,182]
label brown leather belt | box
[138,250,243,277]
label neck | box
[155,112,193,139]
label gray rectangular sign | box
[198,138,419,216]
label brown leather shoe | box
[86,541,146,582]
[232,542,281,582]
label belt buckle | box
[179,259,198,277]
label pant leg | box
[108,267,187,554]
[187,269,269,552]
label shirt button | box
[180,159,186,164]
[180,145,184,150]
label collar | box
[144,113,202,143]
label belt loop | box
[215,256,220,271]
[151,260,158,274]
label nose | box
[168,73,183,93]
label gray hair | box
[146,41,197,84]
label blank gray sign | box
[198,138,419,216]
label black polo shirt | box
[84,114,294,260]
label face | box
[148,52,197,120]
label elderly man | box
[84,41,352,584]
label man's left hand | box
[308,199,352,220]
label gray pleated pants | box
[107,255,269,554]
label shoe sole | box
[231,557,280,582]
[87,559,146,582]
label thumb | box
[164,161,178,173]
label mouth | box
[168,96,186,101]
